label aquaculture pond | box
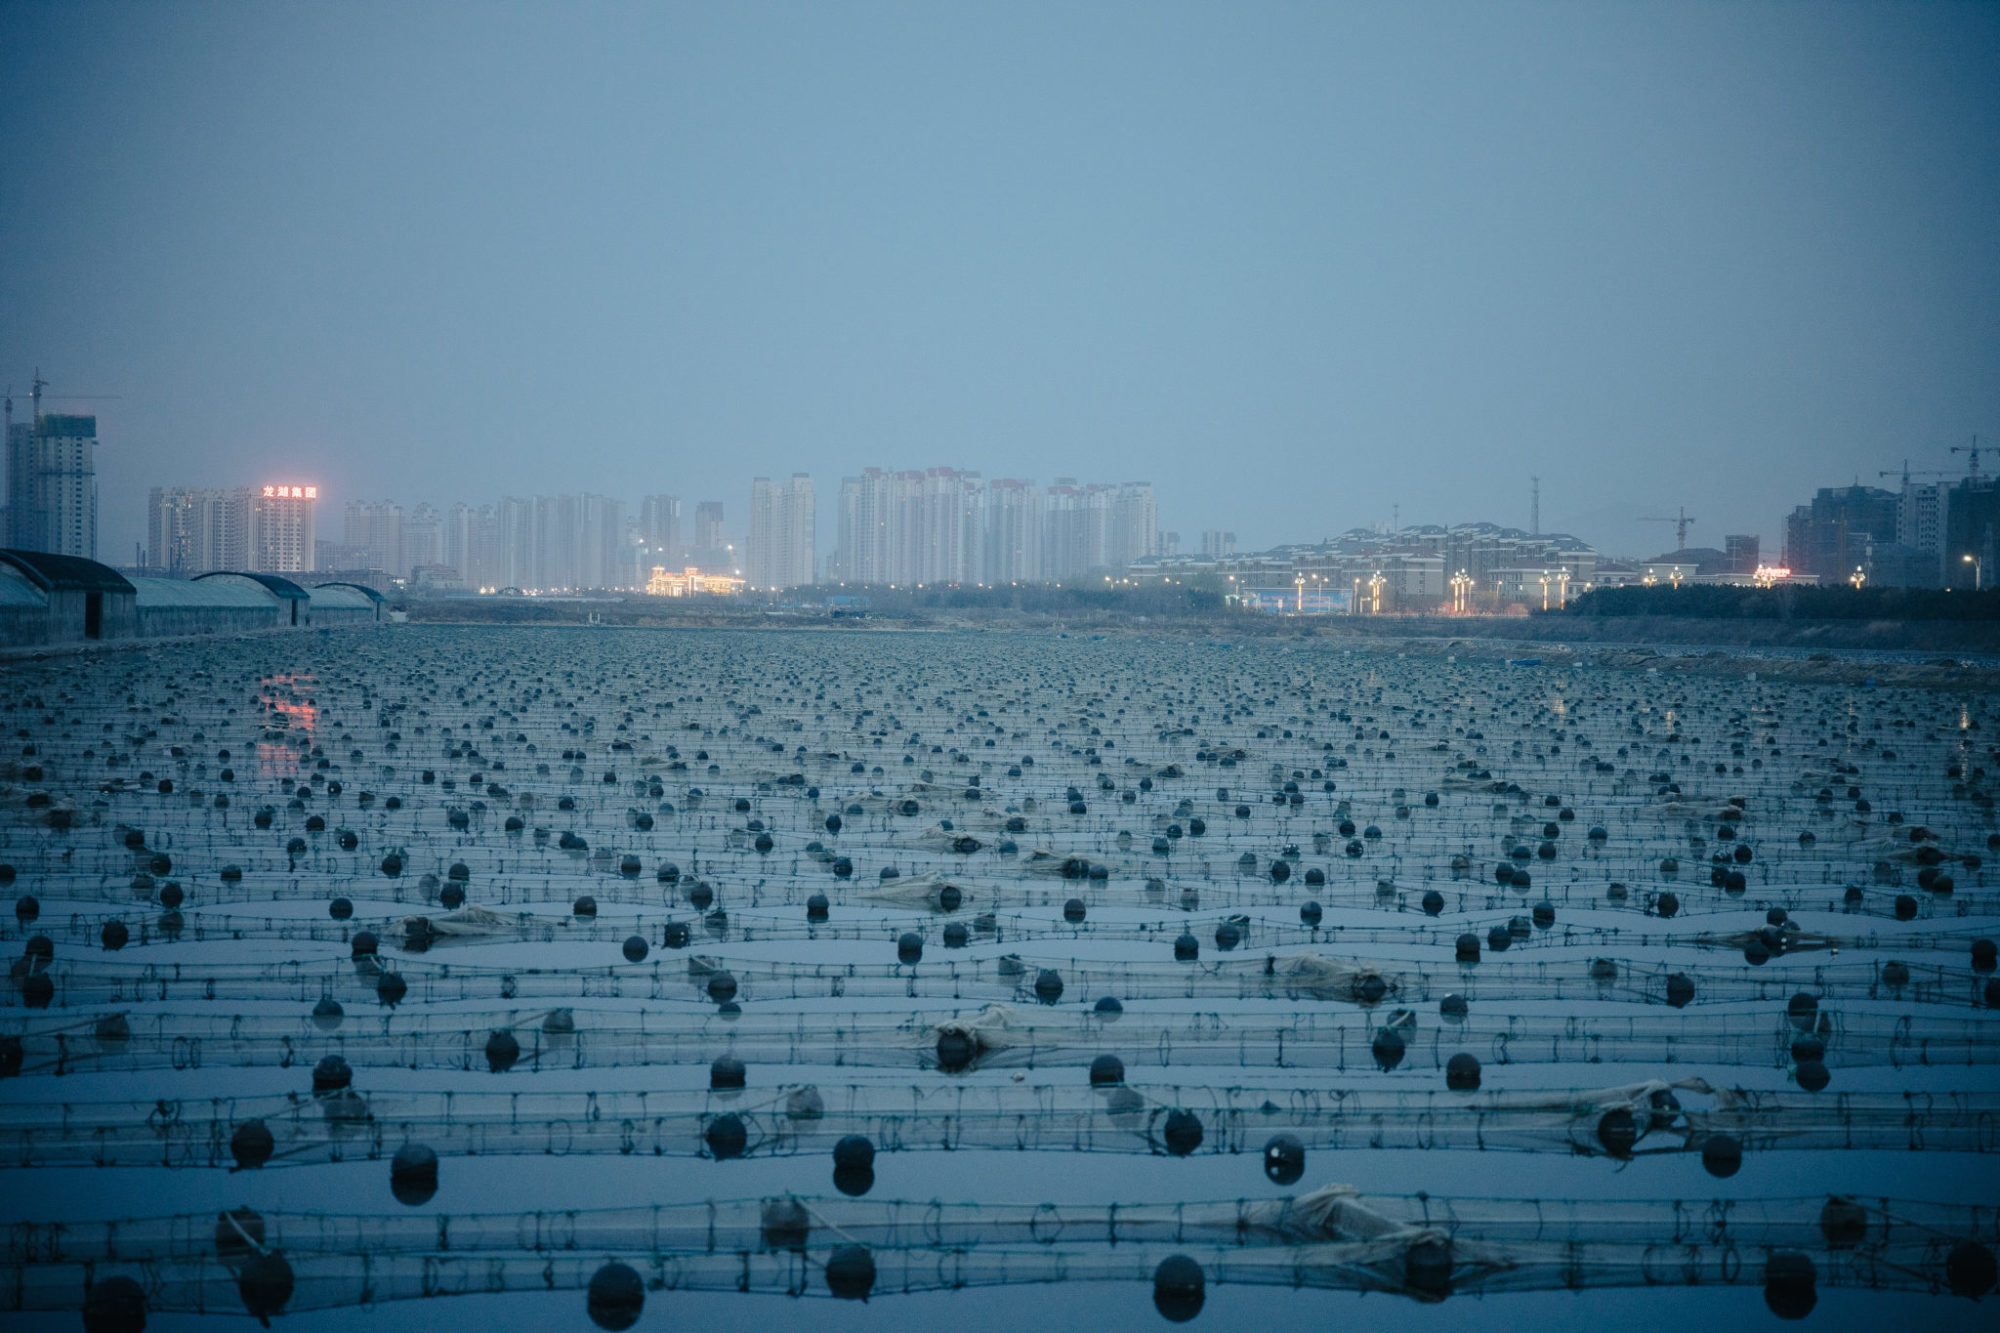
[3,626,1997,1331]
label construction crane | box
[1878,463,1953,487]
[1950,436,1981,480]
[1639,506,1697,552]
[3,369,120,438]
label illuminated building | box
[646,564,744,597]
[251,484,317,573]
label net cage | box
[4,627,1998,1324]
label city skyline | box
[39,430,2000,588]
[6,5,1994,571]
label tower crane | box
[1638,507,1697,552]
[1950,436,1981,480]
[4,369,120,437]
[1878,464,1952,487]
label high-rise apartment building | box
[1041,479,1104,580]
[496,497,536,589]
[1782,486,1900,581]
[830,468,1154,585]
[1200,529,1237,558]
[345,500,405,575]
[783,473,815,587]
[747,474,816,589]
[147,483,314,574]
[1724,533,1761,575]
[402,503,443,574]
[984,479,1042,582]
[250,484,317,573]
[639,495,681,561]
[693,501,725,553]
[6,413,97,558]
[1107,482,1158,570]
[149,487,248,574]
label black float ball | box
[312,1054,352,1093]
[1764,1251,1817,1320]
[81,1275,149,1333]
[1262,1133,1305,1185]
[710,1055,746,1089]
[1153,1254,1206,1323]
[236,1251,295,1324]
[1089,1053,1125,1086]
[1445,1052,1481,1091]
[1945,1240,1998,1299]
[1371,1027,1406,1071]
[586,1261,645,1331]
[936,1030,975,1071]
[1596,1108,1639,1158]
[1818,1196,1869,1249]
[705,1112,748,1159]
[760,1198,810,1250]
[329,897,353,920]
[1665,973,1696,1008]
[622,934,649,963]
[485,1030,520,1073]
[897,932,923,964]
[1421,889,1444,916]
[1795,1059,1830,1092]
[825,1244,877,1300]
[833,1134,875,1171]
[1162,1108,1204,1156]
[230,1118,274,1169]
[389,1142,439,1205]
[1701,1133,1744,1178]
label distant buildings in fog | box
[747,474,815,590]
[1129,521,1600,613]
[1783,474,1998,589]
[146,484,316,575]
[828,468,1159,586]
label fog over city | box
[4,2,1995,564]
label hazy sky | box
[3,1,1996,562]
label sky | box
[2,0,1996,563]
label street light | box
[1450,569,1473,613]
[1966,554,1983,590]
[1849,566,1866,590]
